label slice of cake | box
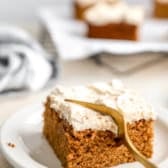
[43,80,156,168]
[84,2,144,41]
[74,0,119,20]
[154,0,168,18]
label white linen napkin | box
[0,26,57,93]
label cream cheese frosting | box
[84,1,144,25]
[49,80,156,134]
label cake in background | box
[74,0,119,20]
[154,0,168,18]
[84,1,144,41]
[43,80,156,168]
[74,0,98,20]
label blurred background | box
[0,0,60,24]
[0,0,152,24]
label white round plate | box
[0,104,168,168]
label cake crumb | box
[7,142,15,148]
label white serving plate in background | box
[0,103,168,168]
[39,5,168,60]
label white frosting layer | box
[84,2,144,25]
[49,80,156,134]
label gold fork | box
[65,99,158,168]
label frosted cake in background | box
[84,1,144,41]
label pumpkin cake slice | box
[43,80,156,168]
[84,1,144,41]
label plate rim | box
[0,103,47,168]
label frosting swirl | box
[84,1,144,25]
[49,80,156,134]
